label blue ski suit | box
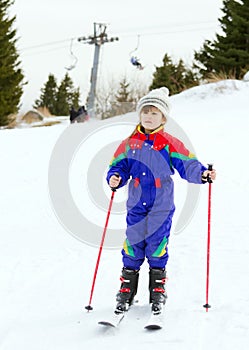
[106,125,207,270]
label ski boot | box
[149,268,167,314]
[115,268,139,314]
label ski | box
[98,302,165,330]
[98,311,126,328]
[144,310,164,330]
[98,300,136,328]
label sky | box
[10,0,224,112]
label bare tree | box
[95,75,148,119]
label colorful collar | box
[129,125,168,150]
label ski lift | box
[65,38,78,71]
[129,35,144,70]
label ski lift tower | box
[78,23,119,118]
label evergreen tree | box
[34,72,80,116]
[34,74,57,114]
[112,77,135,115]
[71,87,80,110]
[115,78,131,103]
[0,0,24,126]
[194,0,249,79]
[150,54,174,91]
[150,54,199,95]
[54,73,80,116]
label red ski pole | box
[85,188,116,311]
[203,164,213,312]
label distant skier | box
[77,105,89,122]
[106,87,216,315]
[77,105,86,116]
[69,106,78,123]
[70,105,89,123]
[130,56,144,70]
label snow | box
[1,80,249,349]
[243,70,249,82]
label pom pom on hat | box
[137,87,171,118]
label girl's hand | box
[202,169,217,182]
[109,174,121,188]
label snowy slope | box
[0,80,249,350]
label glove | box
[202,169,216,183]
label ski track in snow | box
[0,80,249,350]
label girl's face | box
[140,106,166,133]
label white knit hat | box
[137,87,171,118]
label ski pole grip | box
[110,172,120,191]
[207,163,213,183]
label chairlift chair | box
[65,38,78,71]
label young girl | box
[106,87,216,315]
